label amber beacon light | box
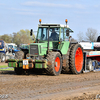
[65,19,68,23]
[65,19,68,25]
[39,19,42,24]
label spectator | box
[12,48,15,55]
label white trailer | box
[79,42,100,73]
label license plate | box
[23,59,28,65]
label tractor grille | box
[30,45,38,55]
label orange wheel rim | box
[55,57,60,72]
[75,47,83,72]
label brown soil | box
[0,70,100,100]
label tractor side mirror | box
[30,29,33,36]
[66,30,69,36]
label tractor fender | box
[52,49,62,56]
[69,42,78,48]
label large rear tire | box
[46,52,62,76]
[69,44,84,74]
[15,51,24,59]
[62,44,75,74]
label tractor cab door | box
[58,28,70,55]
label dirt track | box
[1,68,100,100]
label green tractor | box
[7,19,84,76]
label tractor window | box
[49,28,59,41]
[38,28,48,41]
[8,45,13,49]
[37,27,60,41]
[64,28,70,41]
[60,28,64,41]
[13,46,17,50]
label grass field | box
[0,65,14,71]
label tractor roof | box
[38,24,73,32]
[38,24,68,27]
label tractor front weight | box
[6,59,48,69]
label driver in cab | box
[50,28,58,41]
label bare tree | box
[85,28,98,42]
[77,28,98,42]
[77,32,84,42]
[70,38,77,42]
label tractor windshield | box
[37,27,60,41]
[8,45,13,49]
[13,46,17,50]
[8,45,17,50]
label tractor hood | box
[29,42,53,56]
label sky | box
[0,0,100,39]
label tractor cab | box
[37,25,73,42]
[36,20,73,43]
[30,19,73,56]
[36,24,73,50]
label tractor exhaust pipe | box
[47,26,50,54]
[65,19,68,26]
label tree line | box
[0,29,35,46]
[77,28,99,42]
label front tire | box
[69,44,84,74]
[15,51,24,59]
[1,53,6,62]
[46,52,62,76]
